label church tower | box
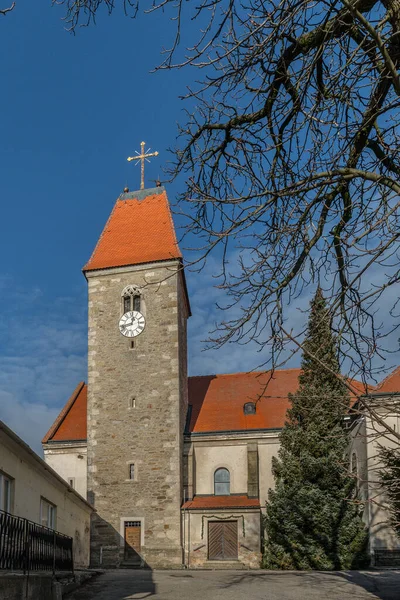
[83,185,190,568]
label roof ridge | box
[189,368,302,379]
[42,382,86,444]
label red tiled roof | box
[83,188,182,272]
[376,366,400,393]
[42,382,87,444]
[182,495,260,510]
[188,370,300,433]
[43,368,375,443]
[188,371,370,434]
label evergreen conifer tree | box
[263,288,368,569]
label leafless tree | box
[58,0,400,385]
[58,0,400,536]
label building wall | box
[43,443,87,498]
[190,433,280,501]
[258,439,281,508]
[182,510,261,568]
[364,408,400,553]
[0,428,91,568]
[194,444,248,495]
[86,261,187,568]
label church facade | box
[42,186,400,569]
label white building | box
[1,419,92,568]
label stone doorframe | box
[119,517,145,549]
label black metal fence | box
[0,509,73,573]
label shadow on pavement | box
[65,570,156,600]
[217,569,400,600]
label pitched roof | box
[375,366,400,393]
[42,382,87,443]
[182,495,260,510]
[188,370,301,433]
[83,187,182,272]
[43,368,379,444]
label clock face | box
[119,311,146,338]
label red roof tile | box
[188,371,370,434]
[376,366,400,393]
[182,495,260,510]
[44,369,375,443]
[83,188,182,272]
[42,383,87,443]
[188,370,300,433]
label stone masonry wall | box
[86,260,186,568]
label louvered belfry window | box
[122,286,141,313]
[124,295,131,313]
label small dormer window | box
[244,402,256,415]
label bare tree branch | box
[0,2,15,16]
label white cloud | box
[0,390,60,455]
[0,279,87,455]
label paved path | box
[65,569,400,600]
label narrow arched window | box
[351,452,358,478]
[214,468,230,496]
[122,286,141,314]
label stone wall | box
[0,574,55,600]
[86,260,187,568]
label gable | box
[42,382,87,443]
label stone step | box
[202,561,248,570]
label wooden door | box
[124,521,141,562]
[208,521,238,560]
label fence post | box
[23,519,28,575]
[53,530,56,575]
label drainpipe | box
[188,510,191,569]
[183,489,186,568]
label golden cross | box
[127,141,159,190]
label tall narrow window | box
[40,498,57,529]
[133,295,141,312]
[214,468,230,496]
[0,471,13,513]
[129,464,135,480]
[124,295,131,313]
[351,452,358,477]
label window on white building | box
[214,468,230,496]
[0,471,13,513]
[40,497,57,529]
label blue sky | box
[0,1,284,453]
[0,2,398,454]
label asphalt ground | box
[65,568,400,600]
